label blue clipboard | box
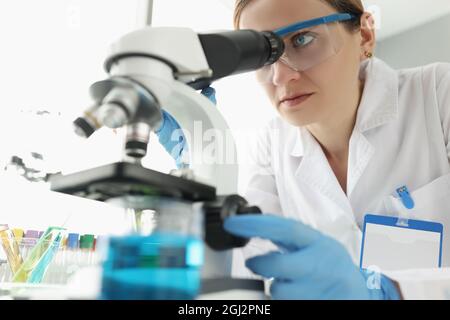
[360,214,443,270]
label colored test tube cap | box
[25,230,40,239]
[12,228,24,239]
[80,234,95,249]
[67,233,79,249]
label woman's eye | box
[293,33,315,47]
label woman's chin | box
[280,113,318,128]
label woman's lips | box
[280,93,314,109]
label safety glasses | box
[256,13,356,84]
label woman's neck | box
[306,102,358,195]
[306,79,364,161]
[307,112,356,160]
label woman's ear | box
[359,12,376,61]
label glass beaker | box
[100,196,204,300]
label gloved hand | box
[154,87,217,169]
[224,214,401,300]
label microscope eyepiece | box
[193,29,285,88]
[260,31,285,66]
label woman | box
[221,0,450,300]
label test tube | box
[13,226,66,283]
[80,234,95,267]
[13,228,25,260]
[45,232,74,285]
[65,233,80,283]
[62,234,68,248]
[22,230,40,261]
[0,225,23,275]
[94,235,108,265]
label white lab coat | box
[233,57,450,299]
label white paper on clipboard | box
[360,214,443,271]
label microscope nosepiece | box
[98,102,129,129]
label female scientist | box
[158,0,450,299]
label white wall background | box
[362,0,450,67]
[363,0,450,41]
[0,0,448,234]
[376,13,450,68]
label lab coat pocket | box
[385,173,450,220]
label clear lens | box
[256,22,345,84]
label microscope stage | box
[50,162,216,202]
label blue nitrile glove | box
[154,110,189,169]
[201,86,217,105]
[224,214,401,300]
[154,87,217,169]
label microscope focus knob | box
[202,195,262,251]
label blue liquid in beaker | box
[100,233,203,300]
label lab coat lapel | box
[293,127,353,214]
[346,130,375,197]
[354,58,399,133]
[347,57,399,196]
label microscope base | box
[199,278,266,300]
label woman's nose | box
[272,59,302,86]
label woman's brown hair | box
[233,0,364,31]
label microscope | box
[49,27,284,299]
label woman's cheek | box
[263,85,278,107]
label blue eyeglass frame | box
[274,13,356,37]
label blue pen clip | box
[396,186,415,210]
